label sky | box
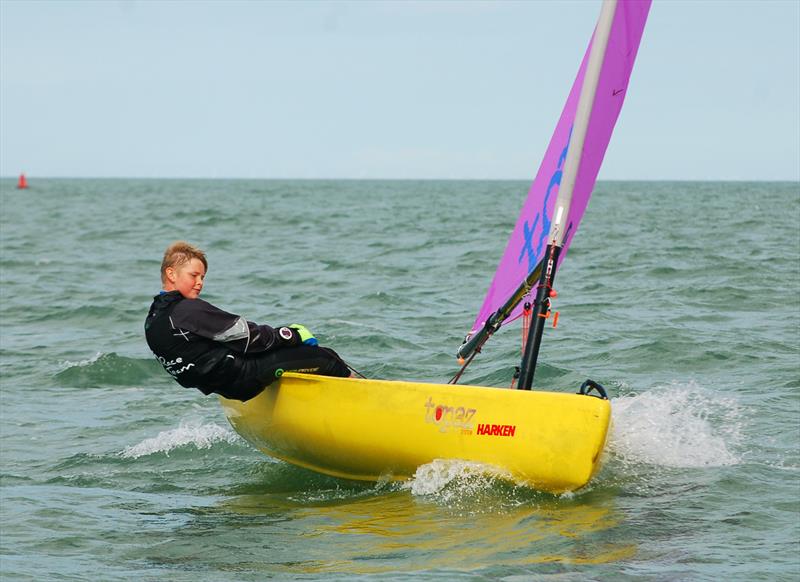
[1,0,798,181]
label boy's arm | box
[171,299,301,353]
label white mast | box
[550,0,618,247]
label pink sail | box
[471,0,651,333]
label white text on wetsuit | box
[157,355,195,376]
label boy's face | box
[165,258,205,299]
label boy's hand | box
[289,324,318,346]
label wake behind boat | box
[221,0,651,492]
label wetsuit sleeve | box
[170,298,300,354]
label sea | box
[1,178,798,581]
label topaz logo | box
[424,397,477,434]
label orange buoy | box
[17,173,28,189]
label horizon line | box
[2,175,798,183]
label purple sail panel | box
[471,0,651,333]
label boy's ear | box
[165,266,176,283]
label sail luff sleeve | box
[560,0,652,254]
[550,0,618,247]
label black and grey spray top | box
[144,291,301,394]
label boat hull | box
[220,373,611,493]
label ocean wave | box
[119,422,241,459]
[55,352,163,386]
[20,303,120,324]
[607,381,744,468]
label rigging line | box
[511,302,533,389]
[344,361,368,379]
[457,257,545,361]
[448,339,485,385]
[450,297,532,385]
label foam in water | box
[403,458,513,498]
[608,381,743,468]
[120,421,240,459]
[58,352,103,370]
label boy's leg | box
[221,346,351,402]
[254,345,350,384]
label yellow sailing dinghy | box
[221,0,651,493]
[222,374,610,492]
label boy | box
[145,241,351,401]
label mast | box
[517,0,618,390]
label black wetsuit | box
[145,291,349,401]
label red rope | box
[510,302,533,389]
[521,302,532,354]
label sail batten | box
[468,0,651,338]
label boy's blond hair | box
[160,241,208,284]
